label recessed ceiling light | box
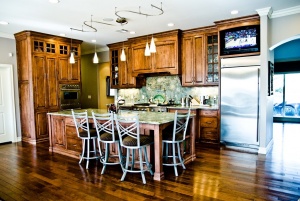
[231,10,239,15]
[59,33,65,36]
[116,29,128,33]
[167,23,174,27]
[129,31,136,34]
[92,39,96,43]
[103,18,113,22]
[0,21,9,25]
[49,0,60,3]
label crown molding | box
[256,7,273,18]
[271,5,300,18]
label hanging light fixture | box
[145,40,150,56]
[149,34,156,53]
[93,40,99,64]
[70,36,75,64]
[120,42,126,61]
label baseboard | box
[258,139,274,155]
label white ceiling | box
[1,0,300,54]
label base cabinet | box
[199,109,220,146]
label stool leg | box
[131,149,135,170]
[86,139,90,169]
[172,143,178,176]
[121,148,129,181]
[79,139,85,164]
[101,143,109,174]
[144,146,153,175]
[117,142,124,172]
[177,142,185,169]
[139,148,146,184]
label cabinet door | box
[46,56,59,110]
[194,36,205,84]
[51,116,66,148]
[33,55,47,109]
[182,35,204,86]
[35,111,49,140]
[58,57,69,81]
[154,39,177,71]
[69,58,81,81]
[131,42,152,73]
[205,34,219,85]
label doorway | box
[0,64,17,143]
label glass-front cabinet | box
[110,49,119,88]
[206,33,219,85]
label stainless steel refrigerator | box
[220,55,260,148]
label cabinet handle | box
[206,132,212,134]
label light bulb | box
[120,48,126,61]
[70,52,75,64]
[93,52,99,63]
[145,42,150,56]
[150,36,156,53]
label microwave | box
[59,84,81,110]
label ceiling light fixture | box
[93,40,99,64]
[149,34,156,53]
[145,35,151,56]
[49,0,60,3]
[167,23,174,27]
[231,10,239,15]
[0,21,9,25]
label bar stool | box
[72,109,98,169]
[162,109,191,176]
[114,114,154,184]
[92,111,123,174]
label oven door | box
[60,89,81,109]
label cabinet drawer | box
[201,128,218,140]
[200,110,218,116]
[65,125,82,152]
[200,117,217,128]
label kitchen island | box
[47,109,196,181]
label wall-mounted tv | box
[220,25,260,56]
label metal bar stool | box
[72,109,99,169]
[162,109,191,176]
[92,111,123,174]
[114,114,154,184]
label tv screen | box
[220,25,260,56]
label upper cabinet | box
[181,26,219,86]
[108,42,145,89]
[129,29,181,76]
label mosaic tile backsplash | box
[118,76,218,105]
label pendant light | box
[120,42,126,61]
[149,34,156,53]
[70,36,75,64]
[145,41,150,56]
[93,40,99,64]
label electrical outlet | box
[88,95,91,99]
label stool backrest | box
[71,110,91,139]
[92,112,116,142]
[172,109,191,142]
[114,114,140,148]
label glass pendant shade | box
[149,36,156,53]
[120,48,126,61]
[70,52,75,64]
[93,52,99,63]
[145,42,150,56]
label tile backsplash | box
[118,75,218,104]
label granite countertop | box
[48,109,184,125]
[119,104,218,110]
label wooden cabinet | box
[14,31,82,144]
[199,109,220,146]
[108,42,145,89]
[181,27,219,86]
[181,29,205,86]
[129,29,181,76]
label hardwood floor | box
[1,123,300,201]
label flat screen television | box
[220,25,260,56]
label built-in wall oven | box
[59,84,81,110]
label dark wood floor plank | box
[1,123,300,200]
